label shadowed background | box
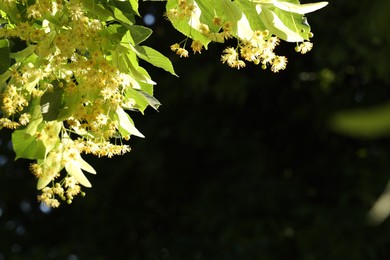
[1,0,390,259]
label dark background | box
[2,0,390,259]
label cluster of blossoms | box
[165,0,197,20]
[0,0,325,207]
[36,178,84,207]
[0,0,145,207]
[295,40,314,54]
[166,0,315,72]
[220,31,288,72]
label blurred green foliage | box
[2,0,390,259]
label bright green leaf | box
[36,155,63,190]
[135,89,161,111]
[12,130,46,160]
[112,5,134,25]
[236,0,267,32]
[330,103,390,138]
[25,97,43,135]
[9,45,36,63]
[133,45,177,76]
[128,0,140,16]
[273,1,329,15]
[124,25,153,45]
[40,83,66,121]
[77,156,97,175]
[126,87,149,113]
[259,6,306,42]
[116,107,145,138]
[65,161,92,188]
[166,0,212,47]
[80,0,114,20]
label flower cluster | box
[295,41,314,54]
[0,0,148,207]
[169,17,290,72]
[215,30,287,72]
[165,0,197,20]
[0,84,28,117]
[165,0,319,72]
[37,178,85,208]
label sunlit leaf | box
[166,0,212,47]
[12,130,46,160]
[368,180,390,225]
[9,45,36,63]
[80,0,114,20]
[124,25,153,45]
[40,83,66,121]
[65,161,92,188]
[116,107,145,138]
[273,1,329,15]
[133,45,177,76]
[330,103,390,138]
[36,156,62,190]
[77,156,97,175]
[259,7,306,42]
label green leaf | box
[12,130,46,160]
[107,0,139,24]
[9,45,36,63]
[37,174,54,190]
[259,6,308,42]
[116,107,145,138]
[192,0,221,32]
[330,103,390,138]
[273,1,329,15]
[80,0,114,20]
[368,180,390,225]
[0,3,24,23]
[133,45,177,76]
[25,97,43,135]
[136,89,161,111]
[236,0,267,32]
[77,156,97,175]
[40,82,66,121]
[36,155,63,190]
[123,25,153,45]
[0,69,12,87]
[166,0,212,47]
[219,0,242,33]
[101,24,128,45]
[112,5,134,25]
[126,87,161,113]
[65,161,92,188]
[128,0,140,16]
[0,39,10,74]
[121,46,157,86]
[39,121,62,154]
[125,87,149,113]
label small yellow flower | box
[19,113,31,125]
[295,41,313,54]
[176,48,189,58]
[198,23,210,35]
[271,56,288,73]
[191,40,203,54]
[170,43,180,51]
[233,60,246,70]
[212,16,222,26]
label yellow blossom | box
[271,56,288,73]
[191,40,203,54]
[295,41,313,54]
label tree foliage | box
[0,0,327,207]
